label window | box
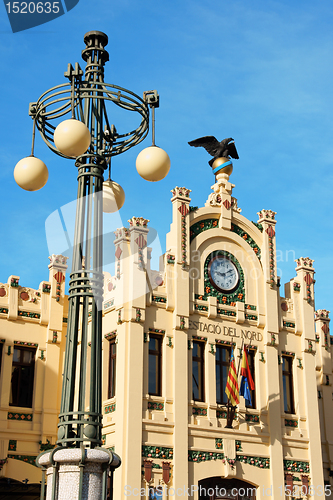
[282,355,295,414]
[192,341,205,401]
[215,345,231,404]
[10,347,35,407]
[245,349,256,409]
[149,335,162,396]
[108,339,116,399]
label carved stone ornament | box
[128,216,149,228]
[231,197,241,213]
[315,309,330,321]
[143,460,153,482]
[171,186,191,199]
[48,254,69,270]
[257,209,277,223]
[114,227,129,240]
[207,191,222,207]
[295,257,315,270]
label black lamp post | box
[14,31,170,499]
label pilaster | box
[257,210,279,339]
[315,310,333,476]
[168,187,191,493]
[295,258,316,351]
[128,216,150,310]
[47,255,68,340]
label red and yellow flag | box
[225,349,239,405]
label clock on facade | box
[208,255,240,293]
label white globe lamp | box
[54,119,91,158]
[14,156,48,191]
[136,145,170,182]
[102,180,125,212]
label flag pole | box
[225,340,244,428]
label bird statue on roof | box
[188,136,239,166]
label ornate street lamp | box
[14,31,170,500]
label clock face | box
[208,256,239,293]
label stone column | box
[37,448,117,500]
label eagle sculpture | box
[188,136,239,166]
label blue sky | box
[0,0,333,314]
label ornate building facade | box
[0,165,332,499]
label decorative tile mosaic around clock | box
[203,251,245,305]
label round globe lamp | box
[136,146,170,182]
[14,156,48,191]
[102,180,125,212]
[54,119,91,158]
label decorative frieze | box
[237,455,270,469]
[245,414,259,423]
[117,310,122,324]
[148,402,164,411]
[304,273,314,304]
[284,460,310,473]
[104,403,116,414]
[217,309,236,317]
[195,304,208,312]
[14,341,38,348]
[179,203,189,268]
[285,419,298,428]
[18,311,40,320]
[149,328,165,335]
[104,299,114,311]
[187,450,270,469]
[281,351,295,358]
[215,339,236,347]
[251,221,263,232]
[8,440,17,451]
[245,313,257,321]
[7,454,37,467]
[42,283,51,293]
[190,218,219,242]
[142,446,173,459]
[192,335,207,342]
[10,277,19,288]
[39,439,54,451]
[152,295,167,304]
[293,282,300,292]
[231,224,261,260]
[215,439,223,450]
[283,321,295,329]
[188,450,223,463]
[0,307,8,314]
[8,412,33,421]
[195,294,207,301]
[192,407,207,416]
[166,254,175,264]
[217,409,235,419]
[104,330,117,341]
[135,309,142,322]
[266,225,276,287]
